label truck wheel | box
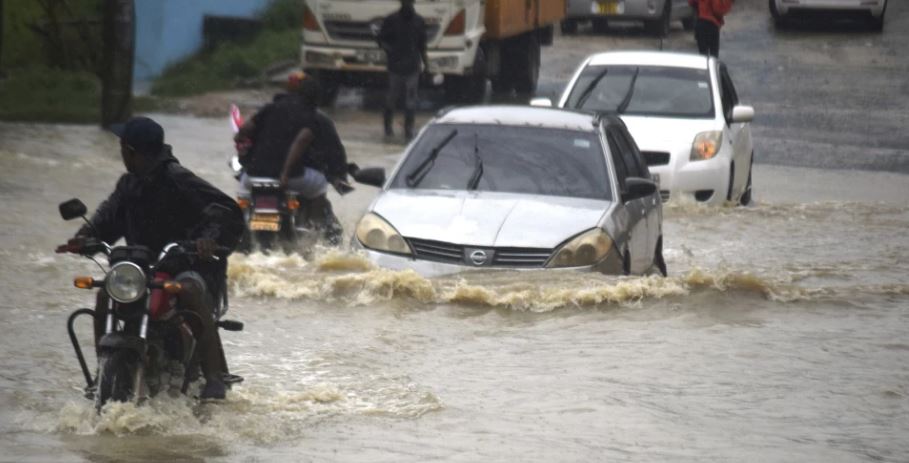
[645,1,671,37]
[310,70,340,107]
[769,0,784,27]
[561,19,578,35]
[592,18,609,34]
[513,33,540,96]
[443,49,487,104]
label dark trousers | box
[384,71,419,137]
[93,272,226,382]
[695,19,720,57]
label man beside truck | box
[378,0,430,140]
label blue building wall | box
[134,0,272,84]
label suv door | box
[718,63,752,200]
[607,128,650,274]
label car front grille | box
[406,238,553,268]
[324,20,439,43]
[491,248,552,267]
[641,151,670,166]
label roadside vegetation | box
[0,0,103,122]
[151,0,301,97]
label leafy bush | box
[0,67,101,122]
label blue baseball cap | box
[109,117,165,155]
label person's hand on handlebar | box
[55,236,86,254]
[195,238,218,260]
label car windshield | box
[391,124,612,201]
[566,65,714,118]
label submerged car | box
[770,0,887,30]
[562,0,695,37]
[353,106,665,277]
[550,51,755,206]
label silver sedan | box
[562,0,695,36]
[352,106,666,277]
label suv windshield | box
[566,65,714,118]
[391,124,612,201]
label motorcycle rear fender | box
[98,332,147,356]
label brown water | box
[1,114,907,462]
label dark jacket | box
[83,146,244,255]
[245,95,348,182]
[378,8,427,76]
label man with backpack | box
[688,0,733,57]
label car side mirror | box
[59,198,87,221]
[731,105,754,123]
[530,97,553,107]
[352,167,386,188]
[621,177,657,203]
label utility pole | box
[101,0,134,127]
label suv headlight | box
[690,131,723,161]
[547,229,613,268]
[106,262,147,303]
[355,213,412,255]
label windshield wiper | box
[574,68,609,109]
[405,129,458,188]
[467,133,484,190]
[615,67,640,114]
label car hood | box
[621,115,721,151]
[371,190,611,249]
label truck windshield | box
[391,124,612,201]
[566,65,714,119]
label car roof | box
[434,106,598,132]
[584,51,711,70]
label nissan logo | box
[469,250,488,266]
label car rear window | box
[391,124,613,201]
[566,65,714,118]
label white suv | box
[770,0,888,30]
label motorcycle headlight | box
[547,229,613,268]
[355,213,412,255]
[105,262,147,303]
[690,131,723,161]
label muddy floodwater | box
[2,1,909,461]
[1,113,907,462]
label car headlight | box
[690,131,723,161]
[547,229,613,268]
[355,213,412,255]
[105,262,147,303]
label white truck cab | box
[301,0,564,104]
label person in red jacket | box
[688,0,733,57]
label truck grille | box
[324,20,439,43]
[641,151,670,166]
[406,238,553,268]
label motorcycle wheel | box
[95,350,134,411]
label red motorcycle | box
[57,199,244,410]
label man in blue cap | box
[64,116,245,400]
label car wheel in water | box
[561,19,578,35]
[726,162,735,203]
[740,159,753,206]
[654,238,668,277]
[769,0,784,27]
[869,2,886,32]
[645,1,671,37]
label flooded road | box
[2,1,909,461]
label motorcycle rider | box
[62,116,244,400]
[235,72,351,242]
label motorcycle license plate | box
[254,195,279,209]
[250,213,280,232]
[596,0,622,14]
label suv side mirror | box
[352,167,386,188]
[621,177,657,203]
[59,198,87,221]
[731,105,754,123]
